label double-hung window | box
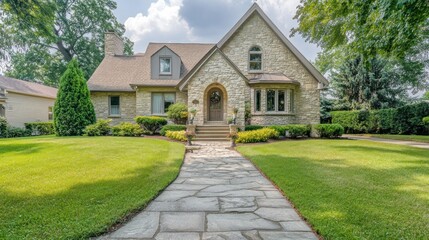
[152,93,175,115]
[48,106,53,120]
[109,96,120,116]
[249,46,262,72]
[160,57,172,75]
[266,89,294,113]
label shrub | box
[167,103,188,124]
[314,124,344,138]
[165,130,187,142]
[423,116,429,125]
[267,125,288,136]
[54,59,96,136]
[245,125,264,131]
[236,128,279,143]
[24,122,54,135]
[83,119,111,136]
[0,117,7,137]
[160,125,186,136]
[283,124,311,138]
[135,116,167,134]
[5,127,31,138]
[112,122,143,137]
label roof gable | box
[217,3,328,86]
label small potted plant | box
[232,107,239,125]
[228,132,238,147]
[185,130,195,146]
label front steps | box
[194,125,230,141]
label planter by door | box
[208,88,223,121]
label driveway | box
[98,142,317,240]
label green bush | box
[135,116,168,134]
[112,122,143,137]
[245,125,264,131]
[236,128,279,143]
[0,117,7,137]
[83,119,111,136]
[24,122,54,135]
[267,125,288,136]
[167,103,188,124]
[423,116,429,125]
[4,127,31,138]
[283,124,311,138]
[160,125,186,136]
[165,130,187,142]
[314,124,344,138]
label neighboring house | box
[88,3,328,128]
[0,76,57,127]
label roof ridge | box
[0,75,56,89]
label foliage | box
[165,130,187,142]
[244,125,264,131]
[24,122,54,135]
[54,59,96,136]
[245,101,251,125]
[314,124,344,138]
[424,92,429,100]
[160,125,186,136]
[83,119,111,136]
[1,0,133,86]
[3,126,31,138]
[320,93,334,123]
[0,136,184,239]
[266,125,288,136]
[283,124,311,138]
[236,128,279,143]
[111,122,143,137]
[238,140,429,239]
[331,102,429,134]
[135,116,168,135]
[0,117,7,137]
[423,116,429,125]
[166,103,188,124]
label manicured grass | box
[238,140,429,239]
[0,136,185,239]
[367,134,429,143]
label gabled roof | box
[0,75,57,99]
[88,43,215,91]
[218,3,329,86]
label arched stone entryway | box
[204,84,227,123]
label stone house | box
[88,3,328,129]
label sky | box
[114,0,320,61]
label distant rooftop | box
[0,75,57,99]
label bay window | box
[265,89,294,113]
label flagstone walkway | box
[98,142,317,240]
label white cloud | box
[257,0,300,25]
[124,0,195,44]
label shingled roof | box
[0,75,57,99]
[88,43,215,91]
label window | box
[266,89,294,113]
[109,96,120,116]
[255,89,261,112]
[249,46,262,71]
[152,93,175,114]
[48,106,53,120]
[160,57,172,75]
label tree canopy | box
[0,0,133,86]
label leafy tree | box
[424,91,429,100]
[54,59,95,136]
[1,0,133,86]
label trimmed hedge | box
[245,125,264,131]
[165,130,187,142]
[331,102,429,134]
[236,128,279,143]
[83,119,111,136]
[135,116,167,134]
[314,124,344,138]
[24,122,54,135]
[160,125,186,136]
[112,122,143,137]
[423,116,429,125]
[0,117,7,137]
[167,103,188,124]
[283,124,311,138]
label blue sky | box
[114,0,320,61]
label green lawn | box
[367,134,429,143]
[0,136,185,239]
[238,140,429,239]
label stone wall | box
[221,12,321,124]
[90,92,136,125]
[135,87,187,116]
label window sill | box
[253,112,295,116]
[249,70,263,74]
[108,115,121,118]
[159,73,172,76]
[151,114,167,117]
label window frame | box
[151,92,176,115]
[248,46,263,73]
[159,56,172,75]
[48,106,53,120]
[108,95,121,117]
[254,89,261,112]
[266,89,293,113]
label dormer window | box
[160,57,172,75]
[249,46,262,72]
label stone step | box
[193,137,230,141]
[196,133,230,137]
[196,130,230,134]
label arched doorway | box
[207,87,224,121]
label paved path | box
[99,142,317,240]
[344,134,429,149]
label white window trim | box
[159,56,172,75]
[266,89,294,114]
[151,92,176,115]
[249,46,263,73]
[254,89,262,112]
[108,95,121,117]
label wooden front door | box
[208,88,223,121]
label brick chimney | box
[104,30,124,56]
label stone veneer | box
[90,92,136,125]
[135,87,187,116]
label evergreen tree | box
[54,59,95,136]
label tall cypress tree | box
[54,59,96,136]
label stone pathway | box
[344,134,429,149]
[98,142,317,240]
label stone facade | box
[90,92,136,125]
[136,87,187,116]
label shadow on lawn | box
[0,163,181,240]
[247,153,429,239]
